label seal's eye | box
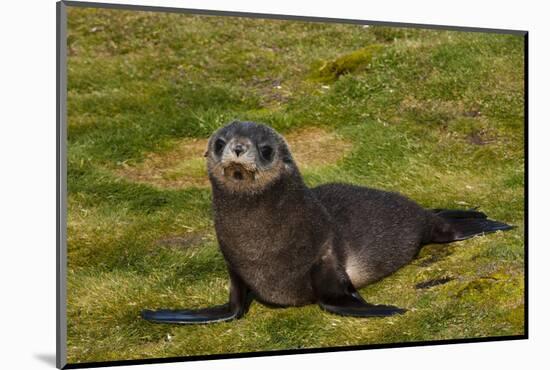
[259,145,273,161]
[214,139,226,155]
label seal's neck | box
[211,169,307,208]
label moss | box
[505,305,525,330]
[489,270,513,281]
[309,45,384,82]
[455,278,499,300]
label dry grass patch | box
[115,138,209,189]
[115,127,353,190]
[399,96,467,121]
[285,127,353,169]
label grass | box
[66,7,525,364]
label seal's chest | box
[218,210,291,253]
[226,240,315,306]
[223,231,288,268]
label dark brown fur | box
[206,121,512,307]
[142,121,513,323]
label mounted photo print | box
[56,1,527,368]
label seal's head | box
[205,121,295,194]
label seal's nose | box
[233,144,246,157]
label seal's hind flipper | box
[430,208,514,243]
[311,247,406,318]
[141,304,239,324]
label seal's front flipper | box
[319,294,406,317]
[141,304,239,324]
[311,250,406,318]
[142,269,251,324]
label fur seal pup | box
[142,121,513,323]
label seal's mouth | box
[223,164,255,181]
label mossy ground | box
[66,7,525,364]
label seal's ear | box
[282,156,293,165]
[282,156,294,171]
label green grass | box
[66,7,525,364]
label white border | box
[2,1,548,369]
